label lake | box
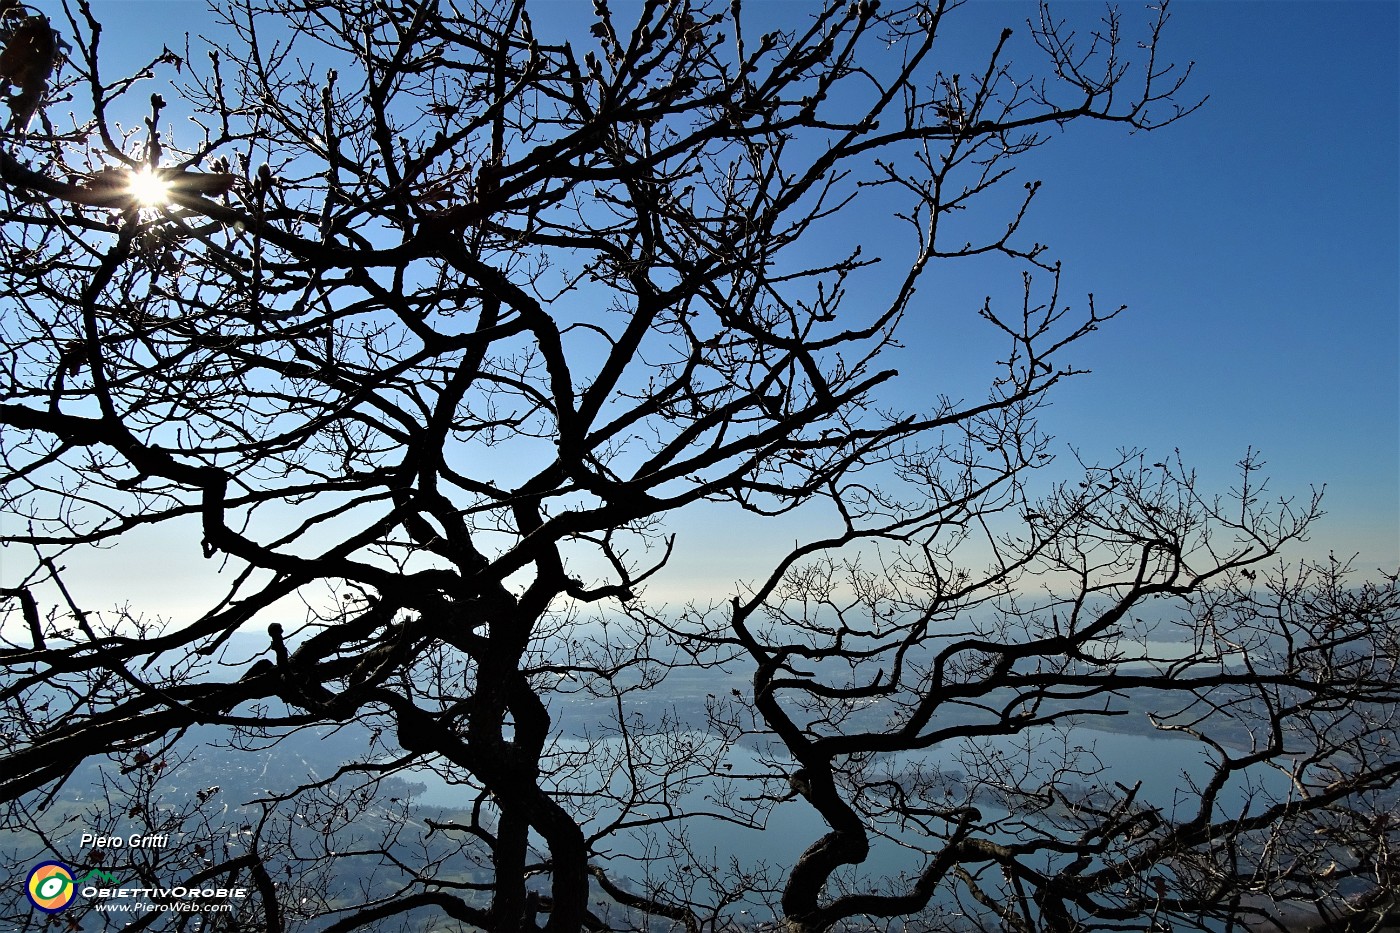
[403,725,1287,927]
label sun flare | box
[126,168,172,207]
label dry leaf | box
[0,15,58,129]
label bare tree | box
[0,0,1394,931]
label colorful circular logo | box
[26,861,76,913]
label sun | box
[126,168,173,207]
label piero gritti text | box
[79,832,171,849]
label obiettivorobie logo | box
[25,860,247,916]
[25,864,122,913]
[25,861,78,913]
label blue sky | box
[1024,1,1399,573]
[15,1,1398,618]
[672,1,1400,595]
